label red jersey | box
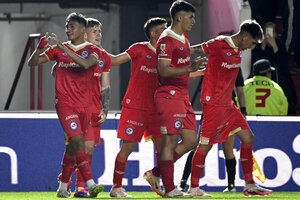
[91,50,111,112]
[200,36,241,106]
[121,42,158,111]
[44,41,102,107]
[156,27,191,98]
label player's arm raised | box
[28,33,51,67]
[51,33,98,69]
[109,52,131,66]
[158,56,207,78]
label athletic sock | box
[113,153,127,188]
[76,154,92,190]
[160,160,175,193]
[225,158,236,186]
[61,152,76,184]
[240,143,254,184]
[190,147,207,188]
[152,152,160,177]
[75,150,93,183]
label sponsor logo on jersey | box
[81,50,90,58]
[65,114,78,121]
[69,121,78,130]
[177,56,190,64]
[170,90,175,95]
[125,127,134,135]
[226,52,232,57]
[98,59,105,69]
[174,120,182,129]
[221,62,240,69]
[127,120,143,127]
[180,47,184,51]
[146,55,152,60]
[140,65,157,73]
[94,72,102,77]
[58,62,80,68]
[62,52,68,57]
[206,96,211,101]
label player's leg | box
[222,135,237,192]
[74,140,95,198]
[236,129,272,196]
[188,143,212,197]
[110,140,135,198]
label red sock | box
[152,152,160,177]
[240,143,254,184]
[113,153,127,188]
[75,150,93,182]
[190,147,207,188]
[160,160,175,193]
[61,152,76,183]
[76,155,92,189]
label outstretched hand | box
[37,32,52,50]
[190,56,207,72]
[49,33,65,50]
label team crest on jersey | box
[160,44,166,51]
[174,120,182,129]
[226,52,232,57]
[69,121,78,130]
[125,127,134,135]
[98,59,105,68]
[146,55,152,60]
[81,50,90,58]
[180,47,184,51]
[62,52,68,57]
[170,90,175,95]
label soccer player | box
[244,59,288,115]
[27,13,104,198]
[189,19,273,197]
[151,1,208,198]
[73,17,111,198]
[108,17,167,198]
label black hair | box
[144,17,167,40]
[87,17,102,28]
[240,19,263,42]
[169,0,196,20]
[66,12,87,27]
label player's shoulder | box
[130,41,148,48]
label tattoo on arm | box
[101,87,111,116]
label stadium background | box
[0,0,299,193]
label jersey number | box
[256,88,271,107]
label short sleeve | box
[43,47,56,61]
[125,43,138,59]
[157,36,173,61]
[201,39,217,55]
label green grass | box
[0,192,300,200]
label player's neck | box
[149,39,157,48]
[71,37,85,45]
[171,24,184,35]
[231,34,240,48]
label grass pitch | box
[0,192,300,200]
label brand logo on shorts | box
[126,99,131,104]
[69,121,78,130]
[174,120,182,129]
[170,90,175,95]
[81,50,90,58]
[98,59,105,68]
[125,127,134,135]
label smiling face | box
[65,20,85,42]
[85,25,101,47]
